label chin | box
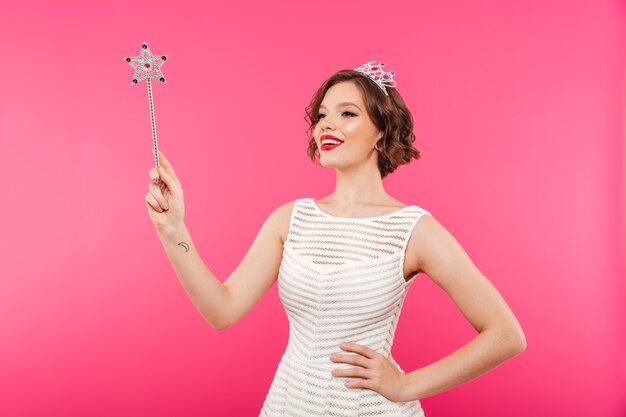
[319,161,339,169]
[319,155,353,170]
[318,157,341,168]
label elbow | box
[506,327,527,355]
[198,298,234,331]
[200,311,232,331]
[210,320,224,331]
[503,318,527,355]
[211,307,239,330]
[215,321,233,331]
[210,287,236,331]
[514,330,527,354]
[209,317,232,331]
[209,309,239,330]
[489,326,526,356]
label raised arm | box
[147,150,294,331]
[156,200,293,331]
[219,200,294,329]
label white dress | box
[259,198,431,417]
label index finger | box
[157,149,176,175]
[340,342,378,359]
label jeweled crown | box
[353,60,397,96]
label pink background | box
[1,0,625,416]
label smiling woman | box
[146,60,526,417]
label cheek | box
[341,120,363,137]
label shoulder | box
[406,210,464,275]
[265,199,299,244]
[404,208,439,274]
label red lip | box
[320,134,344,151]
[321,135,344,142]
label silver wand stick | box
[146,78,160,181]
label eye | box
[316,111,357,122]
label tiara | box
[353,60,397,96]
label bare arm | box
[401,215,527,401]
[157,224,229,330]
[157,200,292,330]
[220,200,293,329]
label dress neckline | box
[309,198,413,220]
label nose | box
[318,115,336,131]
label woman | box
[145,61,526,416]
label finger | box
[345,379,372,389]
[331,367,370,378]
[330,353,367,368]
[145,192,164,212]
[158,165,181,194]
[148,183,169,210]
[157,149,176,176]
[149,167,159,182]
[340,342,378,359]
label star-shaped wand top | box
[124,42,168,85]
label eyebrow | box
[319,102,362,111]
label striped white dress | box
[259,197,431,417]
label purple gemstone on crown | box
[383,74,389,79]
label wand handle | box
[147,79,162,185]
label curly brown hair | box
[304,69,422,179]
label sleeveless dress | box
[259,197,431,417]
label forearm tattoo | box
[177,242,190,252]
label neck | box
[326,154,389,207]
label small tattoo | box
[177,242,190,252]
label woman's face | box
[314,81,383,170]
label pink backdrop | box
[1,0,624,416]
